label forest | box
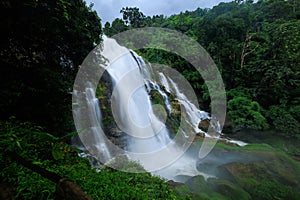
[0,0,299,199]
[104,0,300,135]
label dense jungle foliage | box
[105,0,300,137]
[0,0,102,133]
[0,0,299,199]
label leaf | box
[16,141,22,150]
[59,131,78,141]
[52,148,64,160]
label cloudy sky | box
[85,0,233,24]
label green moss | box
[172,185,198,199]
[252,178,299,200]
[172,184,225,200]
[207,178,251,200]
[95,83,107,98]
[149,90,165,105]
[194,139,300,199]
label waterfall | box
[167,78,212,135]
[72,83,112,164]
[159,72,171,93]
[103,37,211,180]
[85,86,112,161]
[145,80,172,115]
[73,36,246,182]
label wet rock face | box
[198,119,210,133]
[96,71,127,149]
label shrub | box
[0,119,179,199]
[227,97,269,130]
[266,105,300,138]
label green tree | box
[243,20,300,107]
[120,7,146,28]
[266,105,300,138]
[0,0,102,133]
[106,0,299,135]
[255,0,300,22]
[103,19,129,37]
[228,96,269,130]
[103,22,113,36]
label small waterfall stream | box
[85,87,112,161]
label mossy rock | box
[193,141,300,199]
[185,175,212,195]
[215,155,300,189]
[184,175,242,200]
[170,183,215,200]
[214,160,300,199]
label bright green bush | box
[227,96,269,130]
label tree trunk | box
[6,152,93,200]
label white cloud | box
[85,0,233,24]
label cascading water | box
[167,77,212,135]
[158,73,247,147]
[85,86,112,161]
[72,83,112,163]
[146,80,172,115]
[73,36,246,182]
[104,46,211,180]
[159,72,171,93]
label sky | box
[85,0,233,24]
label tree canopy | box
[0,0,102,133]
[104,0,300,136]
